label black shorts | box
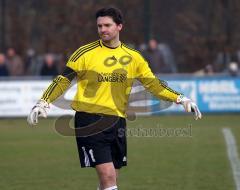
[74,111,127,169]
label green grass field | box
[0,114,239,190]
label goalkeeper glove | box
[177,95,202,120]
[27,100,49,126]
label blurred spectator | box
[158,43,177,73]
[142,39,176,74]
[0,53,9,76]
[6,48,24,76]
[228,62,239,77]
[214,47,239,73]
[40,54,59,76]
[204,64,214,75]
[194,64,214,76]
[25,48,40,75]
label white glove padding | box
[177,96,202,120]
[27,100,49,126]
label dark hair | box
[95,7,123,25]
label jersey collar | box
[100,40,121,49]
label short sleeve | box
[66,53,85,72]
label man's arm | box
[136,54,202,120]
[41,67,76,103]
[136,55,180,103]
[27,66,77,126]
[27,45,87,126]
[138,76,181,102]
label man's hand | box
[177,95,202,120]
[27,100,49,126]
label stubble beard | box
[100,34,120,47]
[101,35,113,43]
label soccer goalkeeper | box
[27,7,201,190]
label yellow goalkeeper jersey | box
[66,40,180,117]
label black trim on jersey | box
[62,66,77,81]
[122,43,141,54]
[159,80,181,95]
[101,41,120,49]
[72,44,100,62]
[43,83,58,101]
[42,83,56,100]
[70,41,99,62]
[42,76,63,100]
[120,45,132,57]
[98,40,102,47]
[121,43,148,62]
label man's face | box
[97,16,122,42]
[45,55,54,66]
